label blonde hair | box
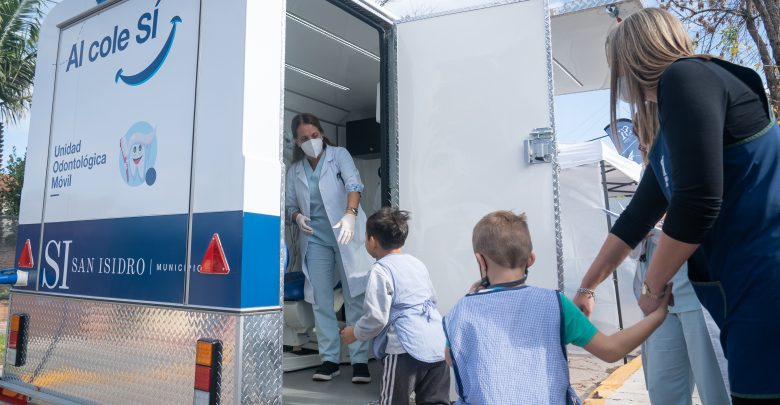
[472,211,532,269]
[607,8,700,157]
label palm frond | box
[0,0,51,124]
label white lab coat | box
[285,146,372,304]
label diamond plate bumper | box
[1,293,282,405]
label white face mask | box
[618,76,632,103]
[301,138,323,158]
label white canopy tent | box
[559,141,643,338]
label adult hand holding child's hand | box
[573,291,595,318]
[641,282,674,317]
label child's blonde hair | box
[472,211,532,268]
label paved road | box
[570,352,626,398]
[605,365,702,404]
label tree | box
[375,0,443,17]
[0,148,24,217]
[0,0,51,124]
[660,0,780,119]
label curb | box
[584,356,643,405]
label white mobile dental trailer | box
[2,0,641,403]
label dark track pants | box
[380,353,450,405]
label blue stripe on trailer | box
[12,211,281,309]
[188,211,281,309]
[36,214,189,303]
[240,212,282,308]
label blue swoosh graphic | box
[116,16,182,86]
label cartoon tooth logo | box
[119,121,158,187]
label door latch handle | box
[527,127,554,164]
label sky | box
[3,0,652,166]
[384,0,568,16]
[4,114,31,163]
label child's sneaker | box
[351,363,371,384]
[312,361,340,381]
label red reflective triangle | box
[199,234,230,275]
[18,239,34,269]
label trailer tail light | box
[199,234,229,275]
[193,339,222,405]
[0,388,27,405]
[7,314,28,367]
[17,240,34,269]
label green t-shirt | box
[558,292,598,347]
[445,288,598,349]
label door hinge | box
[527,128,554,164]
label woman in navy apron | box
[573,9,780,404]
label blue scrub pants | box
[642,309,731,405]
[306,241,368,364]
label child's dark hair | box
[366,208,411,250]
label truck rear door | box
[34,0,201,304]
[394,0,561,313]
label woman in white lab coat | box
[285,113,372,383]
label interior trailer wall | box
[338,111,382,216]
[352,158,382,215]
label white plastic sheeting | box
[559,141,641,185]
[559,141,643,342]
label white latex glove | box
[333,213,356,245]
[295,213,314,235]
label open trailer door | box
[394,0,561,313]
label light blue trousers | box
[642,309,731,405]
[306,242,369,364]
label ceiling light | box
[287,12,380,62]
[285,64,350,91]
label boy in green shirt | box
[443,211,672,404]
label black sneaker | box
[312,361,340,381]
[352,363,371,384]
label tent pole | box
[600,160,627,365]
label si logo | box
[42,240,73,290]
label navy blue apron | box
[647,59,780,399]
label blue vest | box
[647,59,780,398]
[444,286,580,405]
[371,254,446,363]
